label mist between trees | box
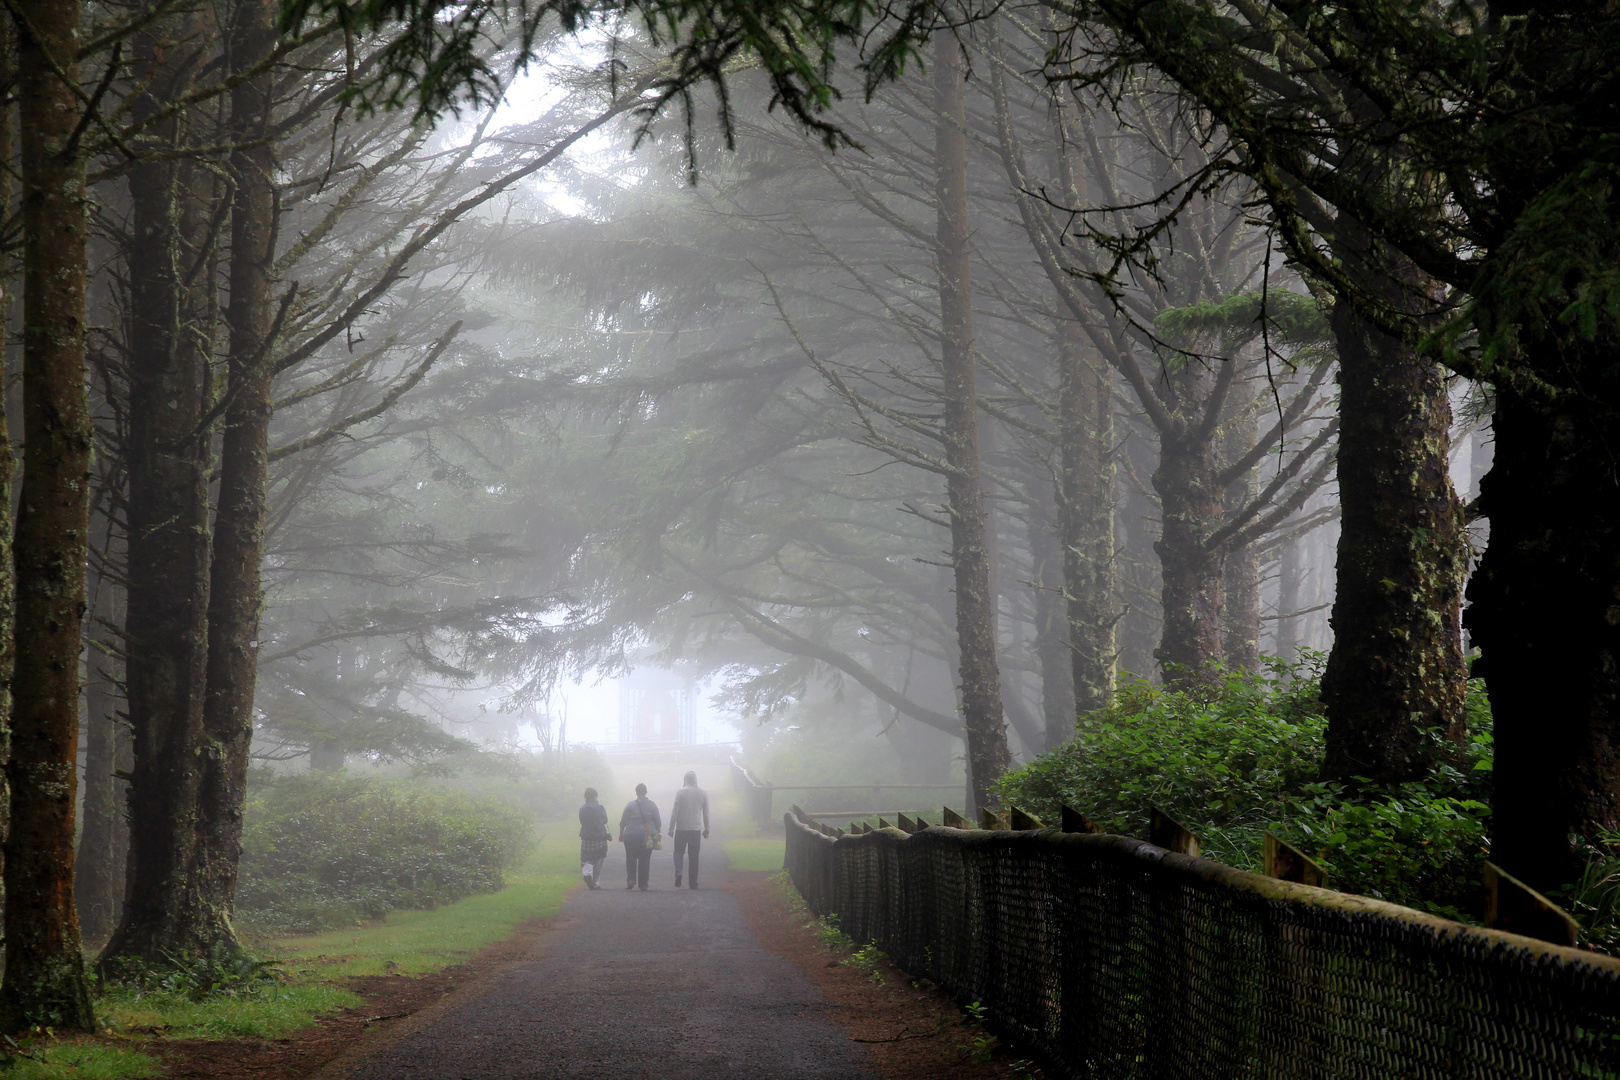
[0,0,1608,1038]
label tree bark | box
[1027,483,1075,749]
[1056,318,1117,717]
[1320,296,1467,784]
[935,39,1009,810]
[1274,532,1303,661]
[1152,415,1226,683]
[1,0,95,1032]
[1222,392,1261,672]
[197,0,281,939]
[77,575,125,945]
[101,24,222,964]
[1470,368,1620,894]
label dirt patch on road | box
[158,914,556,1079]
[728,870,1045,1080]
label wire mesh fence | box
[784,812,1620,1079]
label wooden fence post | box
[980,808,1010,830]
[942,806,971,829]
[1263,832,1329,888]
[896,813,918,834]
[1483,861,1579,946]
[1010,807,1045,830]
[1060,804,1101,833]
[1150,806,1200,857]
[913,815,932,829]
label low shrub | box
[995,654,1494,920]
[236,773,532,935]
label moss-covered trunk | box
[197,0,279,934]
[1319,297,1467,784]
[1057,318,1117,717]
[1470,359,1620,894]
[1153,417,1225,683]
[1274,533,1304,660]
[76,573,124,945]
[102,25,226,964]
[1221,388,1261,672]
[935,39,1009,809]
[1028,484,1076,750]
[0,0,95,1032]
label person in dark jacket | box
[618,783,661,891]
[578,787,609,889]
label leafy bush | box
[1557,834,1620,953]
[236,773,532,935]
[995,654,1494,919]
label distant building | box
[617,669,696,743]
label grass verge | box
[722,835,784,872]
[2,821,582,1078]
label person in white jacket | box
[669,771,710,889]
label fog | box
[0,2,1513,1003]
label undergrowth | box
[236,772,533,934]
[996,653,1494,921]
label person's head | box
[684,771,698,787]
[583,787,598,803]
[635,782,648,798]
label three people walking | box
[593,772,710,891]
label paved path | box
[345,836,877,1080]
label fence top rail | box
[753,783,963,791]
[783,812,1620,979]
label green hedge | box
[236,774,532,935]
[995,655,1494,920]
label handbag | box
[636,799,663,850]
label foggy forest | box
[0,0,1615,1076]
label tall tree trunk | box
[1223,544,1260,671]
[197,0,280,937]
[1152,422,1225,683]
[1222,392,1261,672]
[101,27,222,964]
[1320,295,1467,784]
[1274,532,1303,661]
[935,39,1009,810]
[1469,365,1620,895]
[0,11,12,943]
[77,573,124,945]
[1028,484,1075,749]
[1056,318,1117,717]
[0,0,95,1032]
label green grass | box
[258,820,580,980]
[2,820,584,1079]
[100,981,364,1041]
[0,1043,159,1080]
[723,835,785,872]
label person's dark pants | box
[673,830,701,887]
[624,839,652,889]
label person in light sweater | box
[669,771,710,889]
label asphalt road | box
[344,831,877,1080]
